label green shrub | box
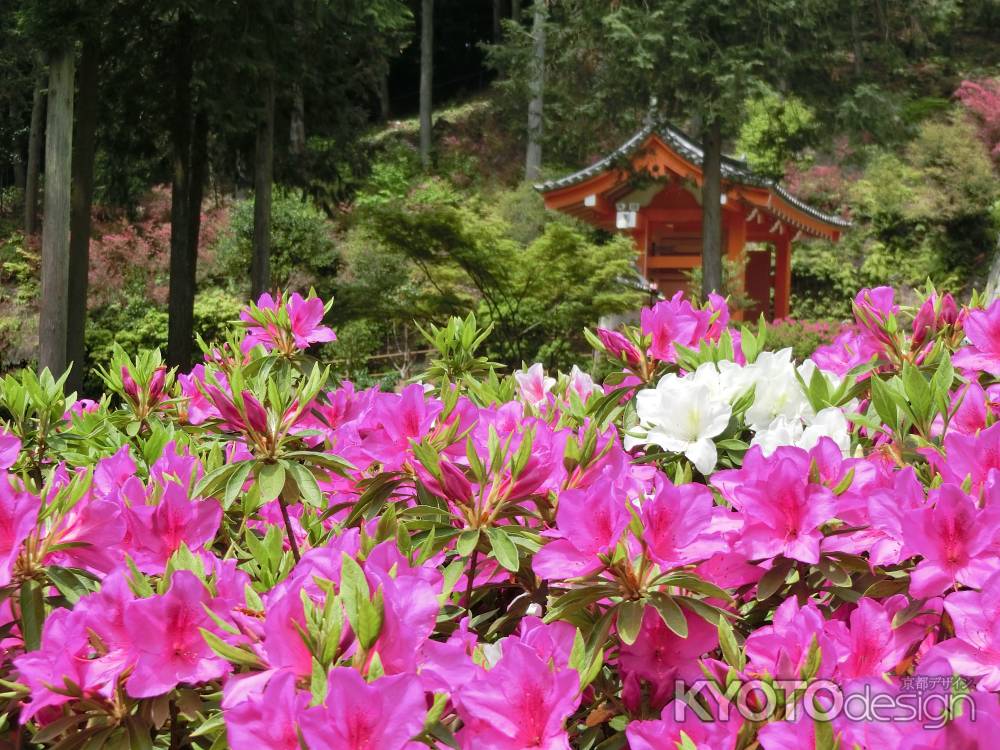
[354,141,423,209]
[757,318,846,361]
[736,86,817,177]
[83,288,242,395]
[213,188,338,297]
[345,184,644,370]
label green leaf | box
[862,576,910,599]
[815,557,852,587]
[756,557,793,601]
[45,566,100,604]
[339,554,383,649]
[717,615,745,670]
[901,362,932,424]
[257,461,287,503]
[19,579,44,651]
[616,601,644,645]
[486,527,520,573]
[200,628,264,667]
[649,592,687,637]
[286,462,324,508]
[223,461,254,509]
[868,376,897,431]
[31,713,89,743]
[126,716,154,750]
[456,529,480,557]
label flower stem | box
[466,548,479,615]
[277,495,302,564]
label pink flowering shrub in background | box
[956,78,1000,165]
[0,285,999,749]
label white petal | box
[686,438,718,475]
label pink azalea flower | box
[517,617,577,671]
[904,690,1000,747]
[533,478,629,579]
[830,598,910,680]
[366,548,443,675]
[934,382,989,437]
[810,326,879,376]
[640,291,713,363]
[14,608,98,721]
[953,298,1000,376]
[64,398,99,421]
[286,292,337,348]
[515,363,556,408]
[224,670,308,750]
[901,483,1000,598]
[0,431,20,469]
[124,570,231,697]
[728,452,838,565]
[241,291,336,353]
[757,708,829,750]
[619,608,719,694]
[45,494,125,574]
[641,477,730,569]
[924,570,1000,690]
[0,474,39,587]
[299,668,426,750]
[178,365,222,425]
[745,598,842,680]
[124,481,222,573]
[363,384,443,471]
[627,703,741,750]
[16,572,137,717]
[930,421,1000,491]
[565,365,599,403]
[92,446,137,499]
[454,639,579,750]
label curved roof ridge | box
[535,120,850,229]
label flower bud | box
[596,328,641,366]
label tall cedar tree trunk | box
[378,72,391,123]
[288,0,306,179]
[24,65,46,235]
[167,13,196,370]
[492,0,503,42]
[39,46,75,375]
[524,0,546,181]
[186,108,208,295]
[252,76,275,299]
[419,0,433,167]
[11,101,26,189]
[290,85,305,162]
[66,38,99,393]
[700,119,723,298]
[512,0,522,23]
[850,0,864,77]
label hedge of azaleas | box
[1,286,1000,749]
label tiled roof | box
[534,121,850,229]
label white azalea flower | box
[751,406,851,456]
[627,366,732,475]
[799,406,851,454]
[743,348,814,430]
[750,415,805,456]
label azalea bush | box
[1,282,1000,749]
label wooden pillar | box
[773,235,791,320]
[633,213,651,283]
[724,211,746,321]
[39,46,75,376]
